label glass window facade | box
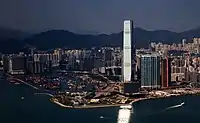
[141,55,161,88]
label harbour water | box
[1,79,200,123]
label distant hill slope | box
[23,28,185,49]
[180,27,200,39]
[1,27,200,52]
[0,27,31,53]
[0,27,30,41]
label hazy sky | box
[0,0,199,33]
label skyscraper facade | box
[161,57,171,88]
[122,20,133,82]
[141,54,161,88]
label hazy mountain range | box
[0,27,200,53]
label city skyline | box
[2,20,200,118]
[0,0,200,33]
[2,0,200,121]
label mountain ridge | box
[1,27,200,52]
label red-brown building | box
[161,57,171,87]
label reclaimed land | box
[49,89,200,109]
[6,73,200,109]
[50,98,125,109]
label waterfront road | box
[12,78,39,90]
[94,84,116,98]
[92,73,118,98]
[6,73,57,93]
[34,93,54,97]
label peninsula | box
[5,72,200,109]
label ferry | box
[166,101,185,110]
[180,102,185,106]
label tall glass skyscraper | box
[122,20,134,82]
[141,54,161,88]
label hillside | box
[23,28,185,50]
[1,27,200,52]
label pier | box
[6,73,39,90]
[34,93,54,97]
[14,78,39,90]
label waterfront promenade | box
[6,73,56,94]
[50,98,125,109]
[6,73,39,90]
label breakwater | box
[34,93,54,97]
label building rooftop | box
[141,54,160,57]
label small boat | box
[100,116,104,119]
[21,97,24,100]
[180,102,185,106]
[166,102,185,110]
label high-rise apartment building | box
[7,55,27,75]
[122,20,134,82]
[141,54,161,88]
[161,57,171,88]
[182,39,186,47]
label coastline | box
[34,93,54,97]
[50,98,73,108]
[50,98,125,109]
[129,92,200,105]
[50,92,200,109]
[5,73,200,109]
[6,73,39,90]
[5,73,129,109]
[6,73,54,98]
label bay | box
[1,79,200,123]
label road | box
[12,78,39,90]
[93,73,121,98]
[7,74,56,95]
[6,73,39,90]
[94,84,116,98]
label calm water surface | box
[0,79,200,123]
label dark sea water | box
[0,79,200,123]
